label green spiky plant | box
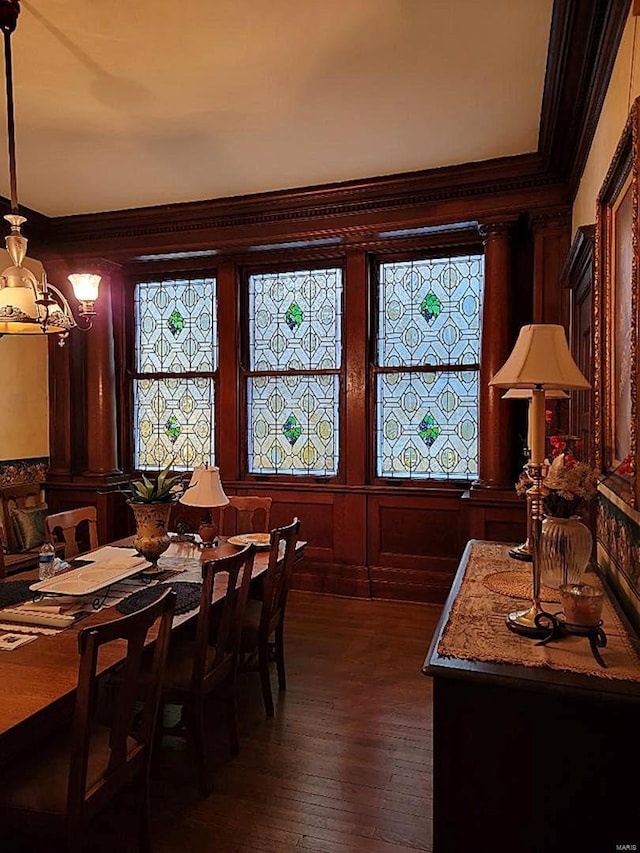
[127,463,185,503]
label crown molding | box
[39,152,568,259]
[539,0,631,197]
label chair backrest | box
[194,544,255,693]
[66,587,176,833]
[219,496,272,536]
[260,518,300,636]
[0,483,45,553]
[0,525,5,579]
[46,506,99,559]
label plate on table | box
[227,533,271,550]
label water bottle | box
[38,541,55,580]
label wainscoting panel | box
[368,491,464,601]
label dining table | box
[0,535,305,766]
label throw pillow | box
[10,504,48,551]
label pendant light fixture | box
[0,0,99,346]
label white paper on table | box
[0,632,38,650]
[0,608,77,628]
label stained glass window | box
[246,268,343,476]
[133,276,217,470]
[375,254,483,479]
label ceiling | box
[0,0,554,218]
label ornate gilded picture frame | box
[594,96,639,509]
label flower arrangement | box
[542,451,597,517]
[515,407,636,518]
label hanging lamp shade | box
[0,4,99,345]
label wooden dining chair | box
[0,587,176,853]
[0,525,5,580]
[219,495,272,535]
[157,543,255,797]
[46,506,99,559]
[239,517,300,718]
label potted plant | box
[126,464,186,565]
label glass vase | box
[539,515,593,589]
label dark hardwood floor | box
[5,592,439,853]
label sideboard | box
[423,540,640,853]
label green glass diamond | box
[282,413,302,446]
[418,412,440,448]
[167,309,185,337]
[284,302,303,331]
[419,292,442,325]
[165,415,181,444]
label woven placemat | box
[483,570,561,603]
[116,581,201,616]
[0,579,36,608]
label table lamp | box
[179,464,229,546]
[491,325,590,636]
[502,387,569,562]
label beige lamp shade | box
[502,388,570,400]
[490,325,590,390]
[179,465,229,508]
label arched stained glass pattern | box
[133,276,217,471]
[375,254,483,480]
[246,267,343,476]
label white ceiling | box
[0,0,553,217]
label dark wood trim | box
[216,259,239,480]
[563,224,595,468]
[561,223,596,286]
[539,0,631,197]
[343,249,368,487]
[39,153,567,261]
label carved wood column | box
[82,261,122,478]
[46,258,78,479]
[216,259,239,481]
[530,208,572,326]
[475,221,516,489]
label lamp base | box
[505,603,548,638]
[508,542,533,562]
[198,520,218,548]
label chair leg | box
[189,700,211,798]
[275,621,286,692]
[258,641,274,718]
[138,770,153,853]
[226,676,240,757]
[66,832,84,853]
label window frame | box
[239,258,347,484]
[369,243,484,487]
[126,265,220,474]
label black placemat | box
[116,581,202,617]
[0,579,36,608]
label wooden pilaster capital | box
[528,207,572,233]
[477,221,517,243]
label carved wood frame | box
[594,96,639,508]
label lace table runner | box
[437,541,640,682]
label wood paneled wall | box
[41,157,573,602]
